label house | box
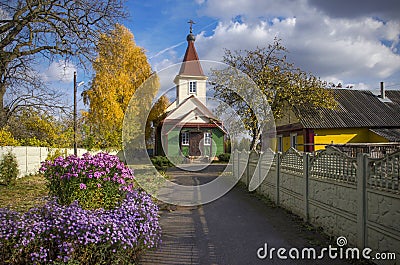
[154,26,226,160]
[276,87,400,152]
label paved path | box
[140,164,352,265]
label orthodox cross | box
[188,19,195,33]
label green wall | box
[156,126,225,157]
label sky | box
[43,0,400,108]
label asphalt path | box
[140,164,353,265]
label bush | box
[0,151,19,186]
[151,156,174,171]
[46,148,68,162]
[217,153,231,162]
[40,153,135,210]
[0,191,161,264]
[0,129,19,146]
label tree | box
[83,24,167,149]
[146,95,170,148]
[0,0,126,128]
[6,108,74,147]
[211,38,336,150]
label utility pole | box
[73,71,77,156]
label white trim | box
[290,133,297,148]
[277,135,283,152]
[189,81,197,94]
[204,132,211,145]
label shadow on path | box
[140,164,352,265]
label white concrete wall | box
[0,146,119,178]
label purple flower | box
[79,183,87,190]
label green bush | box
[217,153,231,162]
[151,156,174,171]
[0,151,19,186]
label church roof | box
[178,33,204,76]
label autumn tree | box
[211,38,336,150]
[146,95,170,147]
[0,0,126,128]
[83,24,168,149]
[5,108,74,147]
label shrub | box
[0,191,161,264]
[217,153,231,162]
[151,156,174,171]
[46,149,68,162]
[0,151,19,186]
[0,129,19,146]
[40,153,135,210]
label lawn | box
[0,174,48,212]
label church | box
[154,24,226,161]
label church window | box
[181,132,189,145]
[189,81,197,94]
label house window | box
[181,132,189,145]
[290,133,297,149]
[189,81,197,94]
[204,132,211,145]
[277,135,283,152]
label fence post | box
[275,152,281,206]
[25,146,28,176]
[232,150,236,180]
[303,153,310,222]
[237,150,241,182]
[258,151,262,192]
[356,153,368,249]
[246,151,250,187]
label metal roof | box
[369,128,400,142]
[294,89,400,129]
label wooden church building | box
[154,25,226,160]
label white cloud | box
[42,60,77,83]
[186,0,400,88]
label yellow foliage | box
[0,129,19,146]
[83,24,156,149]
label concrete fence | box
[233,147,400,264]
[0,146,91,177]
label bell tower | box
[174,20,207,106]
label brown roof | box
[294,89,400,129]
[178,40,204,76]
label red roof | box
[178,39,204,76]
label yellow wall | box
[280,134,304,152]
[314,128,389,151]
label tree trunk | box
[0,83,6,129]
[250,127,261,151]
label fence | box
[0,146,91,177]
[233,147,400,264]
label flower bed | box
[0,153,162,264]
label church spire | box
[179,20,204,76]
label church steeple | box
[178,20,204,76]
[174,20,207,107]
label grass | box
[0,174,48,212]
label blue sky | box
[126,0,400,90]
[42,0,400,109]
